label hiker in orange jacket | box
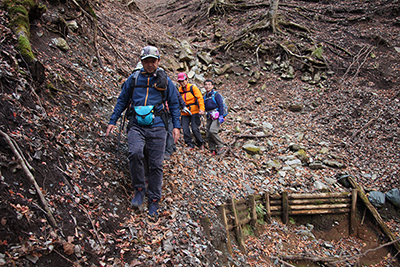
[177,72,205,150]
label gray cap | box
[140,46,160,60]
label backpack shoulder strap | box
[211,91,218,105]
[128,70,140,104]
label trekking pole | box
[115,112,126,163]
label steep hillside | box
[1,0,400,266]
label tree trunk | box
[270,0,280,33]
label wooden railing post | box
[231,198,246,252]
[249,195,259,237]
[219,204,232,255]
[282,191,289,224]
[264,192,272,223]
[350,189,357,236]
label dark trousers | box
[164,112,175,155]
[181,114,204,148]
[127,125,167,201]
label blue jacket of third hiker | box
[204,89,224,113]
[108,68,181,129]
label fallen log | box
[347,175,400,252]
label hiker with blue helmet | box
[203,79,226,155]
[106,46,181,217]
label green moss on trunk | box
[4,0,46,64]
[17,35,34,63]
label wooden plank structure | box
[219,177,400,257]
[219,190,357,254]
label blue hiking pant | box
[181,114,204,148]
[127,124,167,202]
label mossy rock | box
[294,149,309,164]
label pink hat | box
[177,72,187,81]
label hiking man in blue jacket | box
[106,46,181,216]
[203,79,226,155]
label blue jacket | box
[109,68,181,129]
[204,90,223,114]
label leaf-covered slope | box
[0,0,400,266]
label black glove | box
[153,68,167,91]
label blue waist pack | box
[134,105,155,126]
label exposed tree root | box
[325,41,354,57]
[278,42,325,66]
[190,0,270,29]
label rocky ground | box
[1,0,400,266]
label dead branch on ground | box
[278,43,326,66]
[270,256,296,267]
[10,136,34,171]
[0,129,58,228]
[71,0,133,72]
[79,204,104,251]
[234,134,273,139]
[97,26,133,72]
[278,20,311,33]
[52,77,85,100]
[348,45,375,82]
[342,44,374,80]
[126,0,153,22]
[332,238,400,264]
[280,238,400,264]
[70,0,103,69]
[325,41,354,57]
[190,0,270,28]
[350,108,383,140]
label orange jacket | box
[179,83,205,116]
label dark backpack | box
[180,85,198,109]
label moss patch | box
[17,34,34,63]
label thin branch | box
[331,238,400,264]
[270,256,297,267]
[350,108,383,140]
[10,137,34,171]
[97,26,133,72]
[0,129,58,228]
[234,134,273,139]
[325,41,354,57]
[53,248,75,264]
[349,45,375,82]
[278,43,326,65]
[79,204,104,251]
